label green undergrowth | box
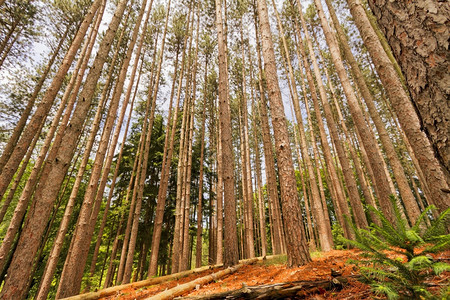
[259,254,287,266]
[343,197,450,300]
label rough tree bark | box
[345,0,449,213]
[256,0,310,267]
[366,0,449,180]
[215,0,239,268]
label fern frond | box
[412,205,436,233]
[372,283,399,300]
[432,262,450,275]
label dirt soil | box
[99,249,449,300]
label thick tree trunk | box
[345,0,449,213]
[325,0,422,224]
[55,0,140,296]
[0,1,104,291]
[272,0,332,251]
[256,0,310,267]
[366,0,449,179]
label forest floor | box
[98,249,449,300]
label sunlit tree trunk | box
[56,0,141,296]
[0,0,104,290]
[0,0,103,200]
[256,0,310,266]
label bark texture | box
[346,0,449,213]
[215,0,239,268]
[256,0,310,267]
[367,0,449,179]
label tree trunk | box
[312,0,396,222]
[256,0,310,267]
[0,0,102,200]
[195,60,208,268]
[252,10,284,255]
[0,0,104,289]
[0,27,67,172]
[345,0,449,213]
[290,7,357,235]
[149,0,188,277]
[366,0,449,180]
[272,0,333,252]
[325,0,422,224]
[215,0,239,268]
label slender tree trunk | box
[0,1,104,280]
[239,27,256,258]
[0,25,22,70]
[0,0,102,200]
[148,0,189,278]
[325,1,422,223]
[313,0,396,222]
[26,0,126,296]
[181,11,201,272]
[215,0,239,268]
[0,28,67,171]
[290,8,356,236]
[0,123,40,224]
[119,1,155,284]
[195,61,208,268]
[87,55,144,290]
[272,0,332,251]
[215,123,224,264]
[252,11,284,255]
[249,73,267,258]
[256,0,310,267]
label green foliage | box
[345,198,450,299]
[332,223,346,250]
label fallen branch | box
[60,265,217,300]
[61,255,281,300]
[177,276,359,299]
[145,257,269,300]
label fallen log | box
[177,276,359,299]
[145,257,266,300]
[60,265,217,300]
[61,255,280,300]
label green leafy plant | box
[332,223,346,250]
[343,197,450,299]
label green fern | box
[343,197,450,299]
